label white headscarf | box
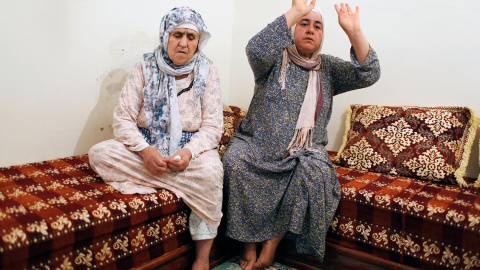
[141,7,211,157]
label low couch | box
[1,104,479,270]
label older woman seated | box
[223,0,381,269]
[88,7,223,270]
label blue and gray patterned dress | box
[223,15,381,260]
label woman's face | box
[167,28,199,65]
[294,11,323,59]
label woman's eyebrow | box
[299,18,322,25]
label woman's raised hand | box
[286,0,317,28]
[334,3,361,35]
[334,3,369,66]
[292,0,317,16]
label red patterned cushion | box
[334,105,477,186]
[218,105,247,158]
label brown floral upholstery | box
[0,155,191,269]
[335,105,477,186]
[327,151,480,270]
[0,105,247,270]
[218,105,247,158]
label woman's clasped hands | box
[138,146,192,176]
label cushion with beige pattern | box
[334,104,477,186]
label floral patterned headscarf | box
[141,7,211,157]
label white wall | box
[1,0,480,178]
[0,0,234,166]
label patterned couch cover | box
[1,105,479,270]
[327,151,480,270]
[0,105,247,270]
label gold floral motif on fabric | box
[68,192,88,201]
[412,110,463,136]
[131,230,146,248]
[147,225,161,239]
[175,213,188,227]
[339,221,354,236]
[44,168,61,175]
[375,194,391,206]
[109,201,128,213]
[6,205,27,215]
[468,214,480,227]
[373,118,427,157]
[7,189,28,198]
[354,105,395,128]
[48,196,68,205]
[444,140,462,159]
[93,204,111,219]
[71,209,91,223]
[85,189,103,197]
[341,138,387,171]
[28,201,50,211]
[463,253,480,269]
[359,189,374,202]
[113,236,129,252]
[26,184,45,193]
[356,224,371,240]
[390,234,420,253]
[446,210,465,223]
[59,257,73,270]
[128,198,145,210]
[46,182,65,190]
[95,243,113,262]
[442,246,461,266]
[143,194,159,204]
[403,147,454,181]
[162,218,175,235]
[74,250,93,267]
[158,190,174,201]
[51,216,72,231]
[372,230,388,245]
[423,242,441,258]
[26,221,49,236]
[427,205,445,216]
[2,228,27,244]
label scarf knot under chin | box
[280,45,323,156]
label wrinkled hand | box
[334,3,361,35]
[164,148,192,172]
[138,146,169,176]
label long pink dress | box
[89,62,224,228]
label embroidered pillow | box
[334,105,477,186]
[218,105,247,158]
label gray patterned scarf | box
[141,7,211,158]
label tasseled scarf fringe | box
[286,126,314,155]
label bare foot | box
[239,242,257,270]
[252,233,286,269]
